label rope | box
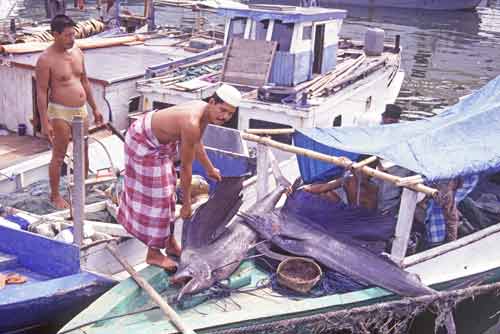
[214,281,500,334]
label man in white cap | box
[117,84,242,271]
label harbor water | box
[2,0,500,333]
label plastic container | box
[55,227,74,243]
[17,123,27,136]
[364,28,385,56]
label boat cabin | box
[220,4,346,86]
[135,4,403,134]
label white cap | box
[215,84,242,108]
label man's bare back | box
[151,101,208,145]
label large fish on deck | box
[239,208,456,333]
[171,155,291,301]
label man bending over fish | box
[35,14,104,209]
[117,84,242,271]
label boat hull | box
[321,0,482,10]
[57,160,500,334]
[0,272,115,333]
[0,225,116,333]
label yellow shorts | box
[47,102,88,123]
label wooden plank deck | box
[0,134,50,170]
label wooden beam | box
[72,116,86,246]
[106,243,197,334]
[256,144,270,202]
[396,175,424,187]
[390,188,418,262]
[43,201,107,219]
[351,156,378,169]
[245,128,295,135]
[403,222,500,268]
[83,220,130,237]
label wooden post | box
[144,0,155,31]
[391,188,418,262]
[256,143,270,202]
[14,173,24,192]
[72,116,85,246]
[114,0,121,28]
[106,243,197,334]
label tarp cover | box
[294,75,500,183]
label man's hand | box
[180,202,192,220]
[42,121,55,143]
[93,109,104,126]
[206,167,222,182]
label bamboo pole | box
[403,222,500,268]
[0,35,145,54]
[106,243,197,334]
[351,156,378,169]
[245,128,296,135]
[241,133,438,197]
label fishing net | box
[0,177,116,222]
[213,281,500,334]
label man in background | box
[35,14,103,209]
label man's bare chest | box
[50,54,83,83]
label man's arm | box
[79,50,103,125]
[195,143,221,181]
[35,55,53,142]
[179,125,200,219]
[303,177,343,194]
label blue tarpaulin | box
[294,75,500,183]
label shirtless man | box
[35,14,104,209]
[117,84,242,270]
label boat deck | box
[0,133,50,170]
[135,43,401,108]
[0,250,51,293]
[4,36,223,85]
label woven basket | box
[277,257,322,294]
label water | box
[324,0,500,112]
[3,1,500,333]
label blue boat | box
[0,224,115,333]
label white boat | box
[136,3,404,132]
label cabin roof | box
[217,5,347,23]
[5,37,199,85]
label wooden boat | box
[0,224,115,333]
[136,4,405,134]
[57,148,500,333]
[0,122,252,332]
[59,75,500,333]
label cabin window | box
[228,18,246,40]
[333,115,342,127]
[302,25,312,40]
[271,20,293,52]
[254,20,269,40]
